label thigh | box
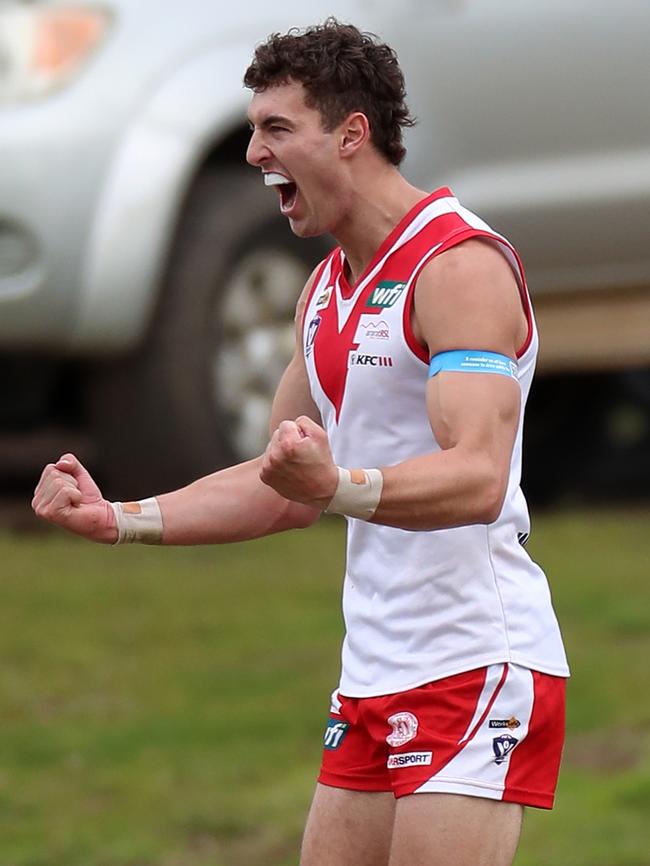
[300,783,396,866]
[389,793,523,866]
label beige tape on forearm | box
[325,467,383,520]
[110,497,163,545]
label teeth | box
[264,172,292,186]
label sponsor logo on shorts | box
[386,712,419,747]
[367,280,407,308]
[323,720,349,750]
[387,751,432,769]
[489,717,521,730]
[349,353,393,367]
[492,734,519,764]
[305,315,321,356]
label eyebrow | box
[248,114,295,130]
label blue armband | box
[428,350,518,379]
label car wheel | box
[89,167,330,500]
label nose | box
[246,128,269,167]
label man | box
[33,19,569,866]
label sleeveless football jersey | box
[303,187,569,698]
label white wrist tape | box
[325,467,383,520]
[110,497,163,545]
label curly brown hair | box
[243,19,416,166]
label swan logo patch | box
[386,712,419,747]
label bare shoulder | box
[418,237,519,306]
[414,238,528,358]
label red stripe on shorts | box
[459,663,509,747]
[502,670,566,809]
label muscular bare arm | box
[374,239,527,528]
[32,269,324,544]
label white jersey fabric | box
[302,188,570,698]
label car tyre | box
[89,167,330,500]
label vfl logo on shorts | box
[386,712,419,747]
[323,720,349,750]
[387,751,432,769]
[493,734,519,764]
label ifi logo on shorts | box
[323,720,349,750]
[368,280,406,308]
[386,712,419,747]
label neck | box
[332,161,428,284]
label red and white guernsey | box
[303,187,570,698]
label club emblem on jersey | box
[368,280,406,308]
[492,734,519,764]
[386,712,419,747]
[323,720,350,750]
[305,315,321,356]
[315,286,333,309]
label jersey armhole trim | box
[402,228,533,364]
[301,251,338,335]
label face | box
[246,81,352,238]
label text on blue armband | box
[428,350,518,379]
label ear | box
[339,112,370,158]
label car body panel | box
[0,0,649,366]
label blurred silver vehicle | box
[1,0,649,498]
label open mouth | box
[263,172,298,214]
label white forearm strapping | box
[325,467,383,520]
[111,497,163,544]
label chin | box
[288,218,323,239]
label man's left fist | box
[260,416,338,508]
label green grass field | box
[1,509,649,866]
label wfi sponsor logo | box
[368,280,406,308]
[387,751,433,769]
[323,720,349,750]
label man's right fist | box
[32,453,118,544]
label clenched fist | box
[260,416,338,508]
[32,453,117,543]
